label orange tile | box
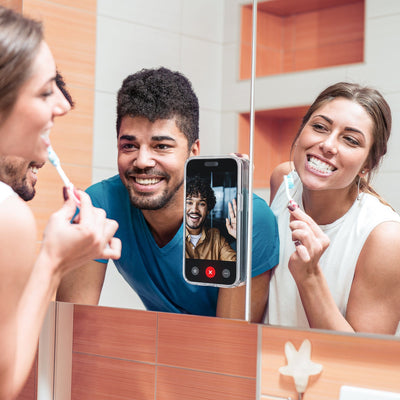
[260,326,400,400]
[239,107,308,188]
[157,313,257,378]
[71,352,155,400]
[256,46,282,76]
[24,0,96,89]
[73,305,157,363]
[258,11,282,49]
[0,0,22,11]
[29,163,92,237]
[16,353,37,400]
[240,42,252,80]
[293,11,319,50]
[240,1,365,78]
[319,2,365,46]
[156,366,256,400]
[241,5,253,45]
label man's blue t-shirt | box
[87,175,279,316]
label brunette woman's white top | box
[265,171,400,328]
[0,181,17,204]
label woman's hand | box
[226,198,237,239]
[41,189,121,278]
[287,202,330,282]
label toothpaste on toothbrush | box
[47,145,81,206]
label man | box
[56,67,279,321]
[0,72,73,200]
[185,176,236,261]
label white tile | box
[91,167,118,184]
[181,0,224,43]
[220,111,239,154]
[181,36,223,111]
[96,16,181,94]
[355,14,400,92]
[97,0,182,33]
[199,108,223,155]
[223,0,244,44]
[93,91,118,170]
[367,0,400,19]
[372,171,400,213]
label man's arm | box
[216,269,271,322]
[56,259,107,305]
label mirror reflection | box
[16,0,400,338]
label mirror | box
[23,0,400,337]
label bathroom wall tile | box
[0,0,21,11]
[260,326,400,400]
[223,0,245,45]
[156,365,256,400]
[318,2,364,46]
[46,0,95,13]
[181,0,224,43]
[97,0,181,33]
[93,91,118,171]
[73,305,157,363]
[220,111,239,155]
[180,36,223,112]
[293,11,319,50]
[92,166,118,184]
[24,0,96,89]
[157,313,257,378]
[95,16,181,94]
[360,13,400,93]
[257,11,282,49]
[30,163,91,236]
[372,171,400,213]
[199,108,223,155]
[368,0,400,18]
[71,352,155,400]
[16,355,37,400]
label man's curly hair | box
[116,67,199,148]
[186,176,216,211]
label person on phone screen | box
[185,176,236,261]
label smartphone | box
[183,155,249,287]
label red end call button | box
[205,266,216,278]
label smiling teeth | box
[135,177,161,185]
[30,166,39,174]
[308,156,335,174]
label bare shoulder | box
[348,220,400,333]
[270,161,293,203]
[0,196,36,238]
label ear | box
[189,139,200,157]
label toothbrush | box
[284,173,294,202]
[47,145,81,206]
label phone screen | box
[183,157,241,286]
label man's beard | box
[124,168,184,210]
[14,179,35,201]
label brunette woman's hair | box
[0,6,43,120]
